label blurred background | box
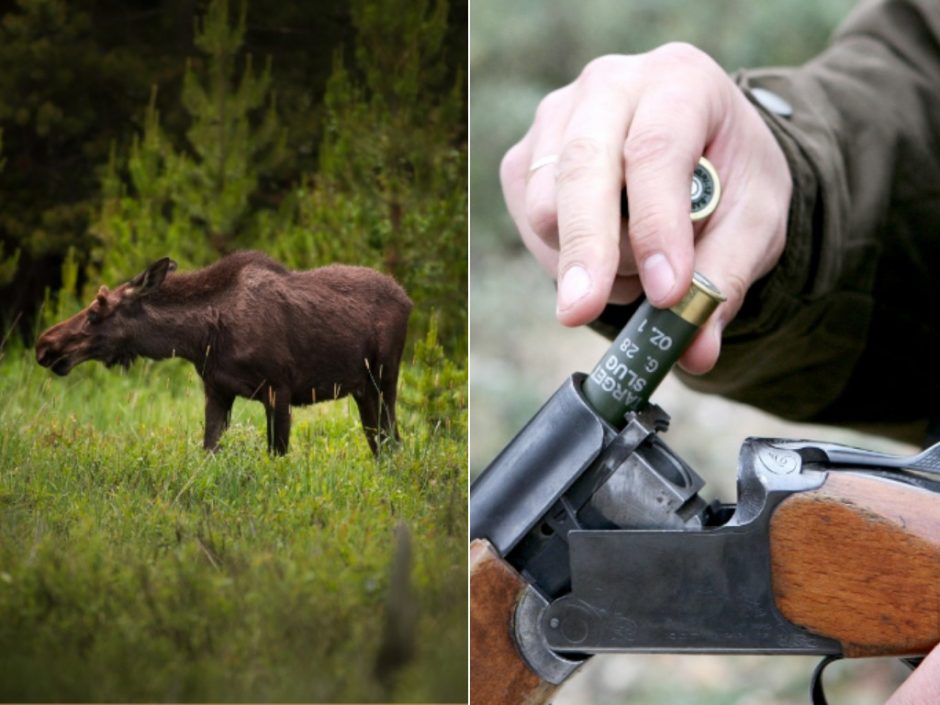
[469,0,918,703]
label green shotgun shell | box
[582,272,726,427]
[584,154,724,426]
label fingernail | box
[642,253,675,303]
[557,265,592,313]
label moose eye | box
[87,307,101,324]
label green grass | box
[0,335,467,703]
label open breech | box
[470,373,940,705]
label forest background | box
[0,0,467,702]
[0,0,466,349]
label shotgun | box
[470,277,940,704]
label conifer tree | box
[271,0,466,349]
[178,0,285,241]
[91,0,285,285]
[0,128,16,288]
[92,89,194,283]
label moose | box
[36,251,412,456]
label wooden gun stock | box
[771,472,940,657]
[470,472,940,705]
[469,539,563,705]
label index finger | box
[553,62,635,326]
[623,44,729,307]
[622,92,711,308]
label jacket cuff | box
[725,69,821,338]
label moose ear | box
[88,285,109,322]
[127,257,177,298]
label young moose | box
[35,252,412,455]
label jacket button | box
[751,86,794,118]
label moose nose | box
[36,341,54,368]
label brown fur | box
[36,252,413,455]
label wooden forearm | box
[771,472,940,657]
[469,539,561,705]
[470,471,940,705]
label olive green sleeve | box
[596,0,940,443]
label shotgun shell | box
[690,157,720,221]
[620,157,721,221]
[585,155,724,426]
[582,272,726,427]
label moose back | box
[36,252,413,455]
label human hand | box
[887,645,940,705]
[500,43,792,373]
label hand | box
[887,644,940,705]
[500,43,792,373]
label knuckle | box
[499,143,528,189]
[649,41,708,69]
[560,214,595,252]
[719,271,749,307]
[578,54,627,84]
[624,125,677,170]
[557,136,606,186]
[628,204,677,256]
[643,43,723,95]
[559,213,609,266]
[534,87,567,123]
[527,197,558,238]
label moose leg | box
[375,328,406,446]
[264,386,291,456]
[204,391,234,452]
[379,362,401,443]
[354,391,380,456]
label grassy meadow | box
[0,326,467,702]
